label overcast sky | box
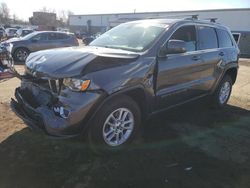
[1,0,250,20]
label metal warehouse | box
[69,8,250,57]
[69,8,250,34]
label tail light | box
[73,37,79,46]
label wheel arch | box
[13,46,30,54]
[224,67,238,85]
[84,86,150,133]
[12,47,31,62]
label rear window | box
[56,33,70,40]
[217,29,234,48]
[198,26,218,50]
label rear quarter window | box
[216,29,234,48]
[198,26,218,50]
[56,33,70,40]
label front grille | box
[48,79,63,94]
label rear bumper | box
[11,87,103,138]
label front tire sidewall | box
[88,95,141,153]
[214,75,232,108]
[14,48,29,62]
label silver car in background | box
[5,28,18,39]
[1,31,79,62]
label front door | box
[156,25,207,110]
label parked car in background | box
[11,18,239,152]
[15,29,34,38]
[1,31,79,62]
[82,35,96,45]
[0,27,6,40]
[5,28,18,39]
[0,46,13,80]
[232,31,250,58]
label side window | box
[217,29,234,48]
[32,33,47,41]
[198,26,218,50]
[56,33,70,40]
[170,25,197,52]
[48,33,57,40]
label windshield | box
[89,22,166,52]
[21,32,39,40]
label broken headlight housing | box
[63,78,91,92]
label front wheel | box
[212,75,232,108]
[88,95,141,152]
[13,48,29,62]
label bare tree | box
[67,10,74,26]
[57,9,74,27]
[58,10,67,23]
[0,3,10,24]
[12,14,17,24]
[40,6,56,14]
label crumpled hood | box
[25,46,140,79]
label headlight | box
[63,78,91,92]
[6,43,13,53]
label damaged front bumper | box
[11,84,104,138]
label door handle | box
[192,56,201,61]
[219,52,225,56]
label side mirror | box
[159,40,187,56]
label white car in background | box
[5,28,18,39]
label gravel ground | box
[0,59,250,188]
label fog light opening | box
[53,106,70,119]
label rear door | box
[216,29,238,63]
[156,25,206,109]
[29,33,49,52]
[196,25,223,92]
[47,33,72,49]
[55,33,73,47]
[47,32,60,49]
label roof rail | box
[146,14,199,20]
[204,18,218,23]
[183,14,199,21]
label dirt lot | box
[0,60,250,188]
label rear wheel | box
[212,75,232,108]
[88,95,141,153]
[13,48,29,62]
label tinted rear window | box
[198,26,218,50]
[217,29,234,48]
[56,33,70,40]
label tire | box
[13,48,29,62]
[88,95,141,153]
[212,75,233,108]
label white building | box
[69,8,250,34]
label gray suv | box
[11,18,239,151]
[1,31,79,62]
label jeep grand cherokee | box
[11,18,239,151]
